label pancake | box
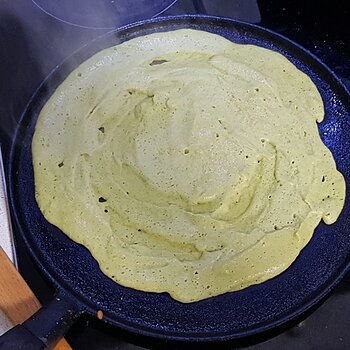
[32,29,345,303]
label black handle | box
[0,290,83,349]
[0,324,46,349]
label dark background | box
[0,0,350,348]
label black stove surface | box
[1,1,350,349]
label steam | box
[0,0,180,147]
[0,1,112,147]
[31,0,179,29]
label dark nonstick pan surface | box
[7,15,350,344]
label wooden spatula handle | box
[0,247,72,349]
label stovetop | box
[0,0,350,349]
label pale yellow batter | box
[32,29,345,303]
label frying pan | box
[2,15,350,349]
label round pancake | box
[32,29,345,303]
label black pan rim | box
[8,14,350,343]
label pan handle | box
[0,290,84,350]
